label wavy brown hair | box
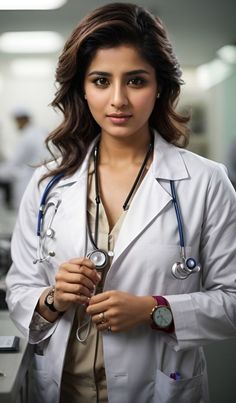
[42,2,189,181]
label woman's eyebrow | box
[87,69,150,77]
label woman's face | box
[84,45,158,142]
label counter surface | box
[0,310,32,403]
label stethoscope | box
[170,181,201,279]
[77,140,153,342]
[33,173,64,265]
[33,142,201,282]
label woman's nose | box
[110,85,128,109]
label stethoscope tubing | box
[170,180,185,248]
[36,176,187,259]
[36,172,64,236]
[35,152,200,280]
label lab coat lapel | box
[113,173,172,262]
[112,132,189,263]
[50,149,92,260]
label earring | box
[84,94,87,100]
[156,93,160,99]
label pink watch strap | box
[152,295,169,307]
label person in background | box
[0,107,48,209]
[5,3,236,403]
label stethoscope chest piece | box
[87,249,109,270]
[172,258,201,280]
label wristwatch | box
[150,296,173,330]
[44,287,58,312]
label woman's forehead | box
[86,45,155,74]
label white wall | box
[207,70,236,163]
[180,68,236,163]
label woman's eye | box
[93,77,109,87]
[128,77,146,87]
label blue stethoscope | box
[33,144,201,280]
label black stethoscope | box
[33,142,201,280]
[86,140,154,270]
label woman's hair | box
[43,2,189,181]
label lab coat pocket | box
[154,368,204,403]
[108,373,128,403]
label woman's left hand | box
[86,291,155,332]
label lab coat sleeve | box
[225,139,236,187]
[5,167,59,342]
[165,164,236,351]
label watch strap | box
[152,295,169,307]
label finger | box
[69,257,95,269]
[93,311,108,325]
[87,300,110,316]
[55,291,89,306]
[96,321,111,332]
[57,271,96,291]
[57,265,100,286]
[55,282,94,298]
[89,291,111,304]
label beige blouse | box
[60,160,126,403]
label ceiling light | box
[0,0,67,10]
[10,58,56,77]
[217,44,236,64]
[0,32,63,53]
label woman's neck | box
[99,132,152,168]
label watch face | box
[46,293,54,305]
[44,289,57,312]
[153,306,172,328]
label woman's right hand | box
[53,257,101,312]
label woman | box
[6,3,236,403]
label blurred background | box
[0,0,236,214]
[0,1,235,402]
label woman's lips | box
[107,114,132,124]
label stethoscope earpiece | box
[48,251,56,257]
[46,228,55,238]
[33,250,56,264]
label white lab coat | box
[6,132,236,403]
[0,123,48,209]
[225,138,236,189]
